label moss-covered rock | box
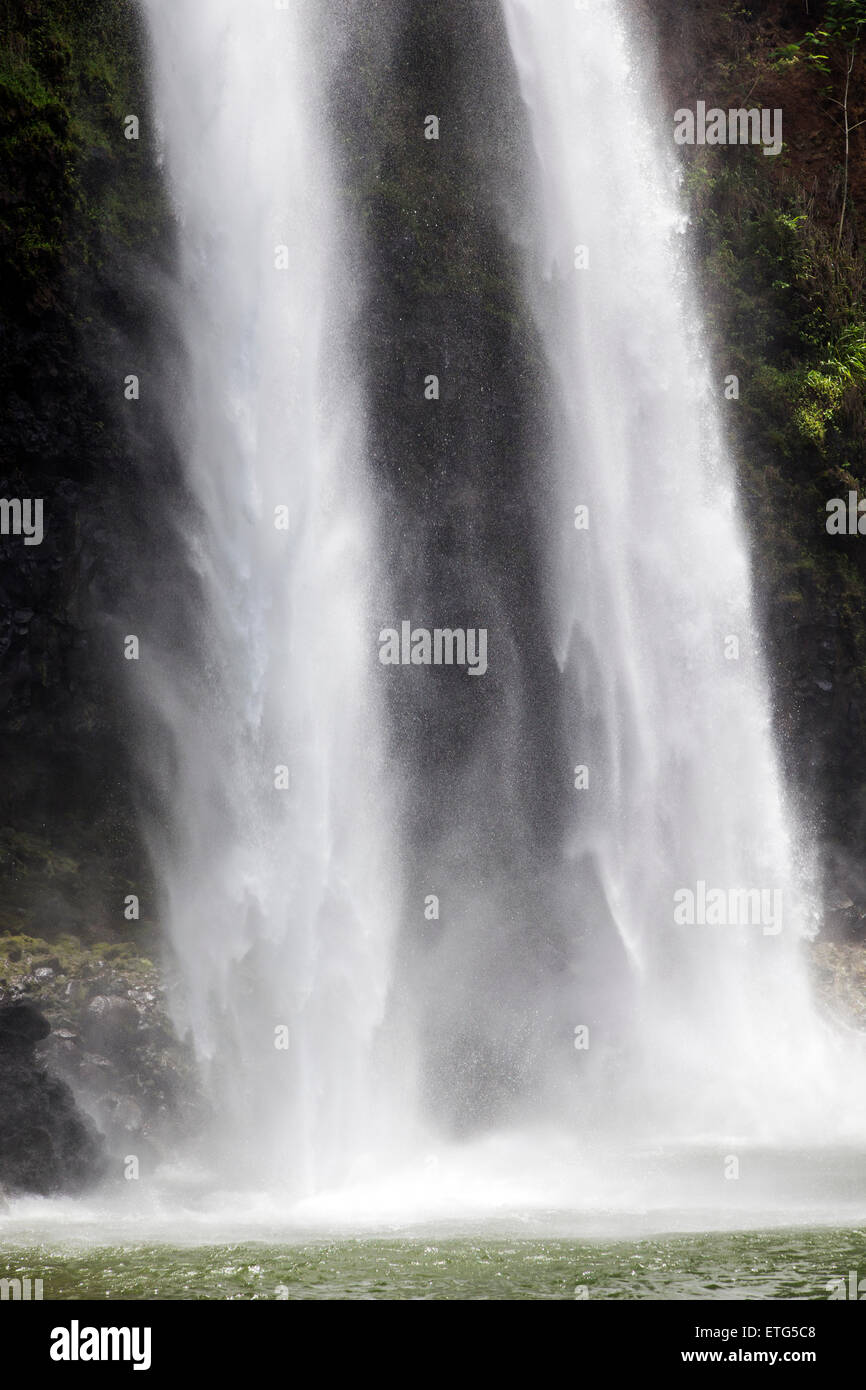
[0,928,205,1176]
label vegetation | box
[0,0,168,966]
[772,0,866,247]
[0,0,164,316]
[660,1,866,842]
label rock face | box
[0,4,201,1191]
[0,1000,106,1194]
[0,1,185,938]
[650,0,866,910]
[0,935,206,1184]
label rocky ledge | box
[0,933,204,1194]
[0,998,105,1195]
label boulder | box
[0,1001,106,1194]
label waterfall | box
[130,0,866,1220]
[499,0,861,1145]
[138,0,408,1192]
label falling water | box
[499,0,863,1146]
[137,0,409,1193]
[126,0,866,1224]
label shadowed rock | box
[0,1001,106,1195]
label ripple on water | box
[0,1228,862,1299]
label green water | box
[2,1228,865,1299]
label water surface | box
[2,1227,864,1300]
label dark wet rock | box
[84,994,140,1056]
[822,896,866,943]
[0,933,207,1162]
[0,1000,105,1194]
[101,1094,144,1136]
[0,998,50,1047]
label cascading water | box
[127,0,866,1223]
[137,0,410,1193]
[499,0,864,1147]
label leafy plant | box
[773,0,866,249]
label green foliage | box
[797,371,845,444]
[0,0,167,316]
[772,0,866,70]
[822,324,866,381]
[680,55,866,723]
[689,146,866,459]
[823,0,866,42]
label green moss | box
[0,930,153,978]
[0,0,169,316]
[679,53,866,741]
[0,827,79,877]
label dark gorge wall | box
[336,0,568,860]
[0,0,200,1188]
[333,0,575,1132]
[0,0,173,938]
